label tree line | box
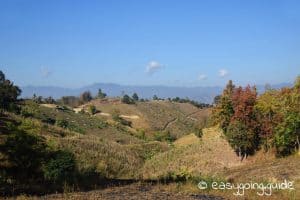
[212,77,300,158]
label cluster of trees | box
[59,89,107,107]
[0,71,78,192]
[0,120,77,191]
[121,93,210,109]
[121,93,140,104]
[212,77,300,158]
[170,97,211,108]
[0,71,21,111]
[32,94,56,104]
[152,95,163,101]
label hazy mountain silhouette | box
[21,82,292,103]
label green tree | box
[273,82,300,156]
[80,91,92,102]
[153,95,159,100]
[60,96,81,107]
[0,70,21,111]
[122,94,134,104]
[226,120,258,159]
[255,89,280,150]
[212,80,235,131]
[55,118,69,128]
[97,89,107,99]
[132,93,139,101]
[44,96,55,104]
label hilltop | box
[80,98,211,139]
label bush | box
[55,118,69,128]
[154,131,176,142]
[0,127,48,182]
[159,169,192,183]
[122,95,134,104]
[43,150,76,184]
[41,117,56,125]
[88,105,97,115]
[20,102,39,118]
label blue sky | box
[0,0,299,88]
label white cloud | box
[146,61,163,74]
[218,69,228,77]
[198,74,207,80]
[40,66,51,78]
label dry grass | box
[85,99,210,138]
[173,133,199,147]
[142,127,244,179]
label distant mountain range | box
[20,82,292,104]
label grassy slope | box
[2,101,170,179]
[142,127,244,179]
[84,99,211,138]
[142,127,300,184]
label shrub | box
[40,113,56,125]
[122,94,134,104]
[0,128,48,182]
[55,118,69,128]
[154,131,175,142]
[88,105,97,115]
[20,102,39,118]
[19,118,42,135]
[43,150,76,184]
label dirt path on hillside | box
[185,109,202,121]
[161,109,204,131]
[161,117,178,131]
[43,183,224,200]
[120,114,140,119]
